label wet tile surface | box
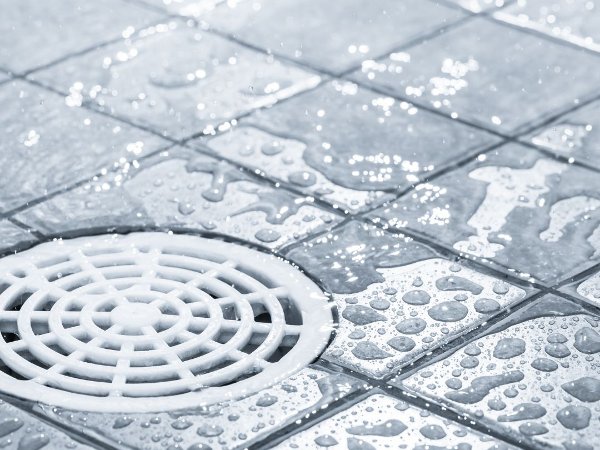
[0,221,36,253]
[0,0,163,74]
[15,147,341,249]
[0,398,93,449]
[0,80,168,213]
[285,222,530,378]
[351,17,600,135]
[495,0,600,52]
[274,392,516,449]
[371,143,600,284]
[523,99,600,170]
[32,20,320,139]
[396,295,600,450]
[199,81,499,212]
[37,367,361,450]
[203,0,466,74]
[560,267,600,309]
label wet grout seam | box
[305,360,535,450]
[19,15,177,78]
[0,141,177,221]
[483,11,600,59]
[249,389,374,450]
[0,393,123,450]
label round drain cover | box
[0,233,333,413]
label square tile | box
[0,80,168,213]
[31,20,321,139]
[0,399,94,449]
[371,143,600,284]
[203,0,466,74]
[351,18,600,135]
[15,147,341,250]
[0,220,37,253]
[447,0,512,13]
[522,99,600,170]
[199,81,499,213]
[273,392,517,449]
[495,0,600,52]
[36,367,362,450]
[285,222,530,378]
[0,0,163,74]
[396,295,600,450]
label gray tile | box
[0,398,94,449]
[0,80,167,213]
[371,143,600,284]
[37,367,361,450]
[446,0,511,12]
[560,267,600,309]
[0,0,163,74]
[522,99,600,170]
[203,0,466,74]
[285,222,530,379]
[396,295,600,450]
[351,18,600,135]
[199,81,498,213]
[273,392,517,449]
[0,220,37,253]
[495,0,600,52]
[15,147,341,250]
[31,21,321,139]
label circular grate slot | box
[0,232,333,412]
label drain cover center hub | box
[0,232,333,413]
[111,303,162,330]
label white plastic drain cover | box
[0,232,333,413]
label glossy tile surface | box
[204,0,465,74]
[274,393,517,449]
[199,81,498,212]
[0,80,167,213]
[352,18,600,135]
[397,295,600,450]
[0,0,163,73]
[286,222,531,378]
[496,0,600,52]
[372,143,600,284]
[15,148,341,249]
[32,21,321,139]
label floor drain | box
[0,232,333,413]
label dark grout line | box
[6,217,45,240]
[20,14,176,78]
[0,393,123,450]
[0,141,176,221]
[309,360,534,450]
[248,388,373,450]
[484,11,600,60]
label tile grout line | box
[0,393,124,450]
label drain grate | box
[0,232,333,413]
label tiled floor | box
[2,0,600,449]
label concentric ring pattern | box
[0,232,333,413]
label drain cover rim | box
[0,232,333,413]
